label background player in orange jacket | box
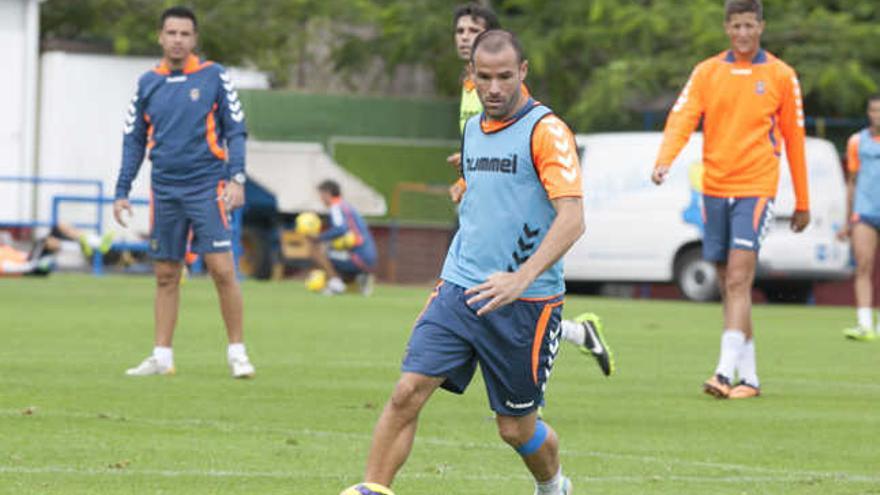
[652,0,810,400]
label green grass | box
[1,275,878,494]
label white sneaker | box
[323,277,346,296]
[125,356,175,376]
[356,273,375,296]
[229,355,255,379]
[534,476,572,495]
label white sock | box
[535,466,563,495]
[153,346,173,367]
[857,307,873,329]
[736,338,759,387]
[715,330,745,381]
[227,343,247,361]
[559,320,584,346]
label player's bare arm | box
[838,172,857,240]
[466,196,584,315]
[113,198,133,227]
[790,210,810,233]
[222,182,246,210]
[652,165,671,185]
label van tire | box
[759,281,813,304]
[674,247,720,302]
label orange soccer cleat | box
[703,374,732,399]
[728,382,761,400]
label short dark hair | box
[160,6,198,31]
[453,3,501,31]
[869,94,880,104]
[318,179,341,198]
[470,29,525,65]
[725,0,763,21]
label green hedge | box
[332,142,459,222]
[240,90,459,142]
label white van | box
[564,132,852,302]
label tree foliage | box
[40,0,359,87]
[338,0,880,129]
[41,0,880,130]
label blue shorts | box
[328,248,375,275]
[150,181,232,261]
[854,213,880,230]
[702,195,774,263]
[401,281,563,417]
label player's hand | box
[223,182,245,210]
[113,198,133,227]
[790,210,810,233]
[449,182,465,204]
[651,165,670,185]
[836,224,851,241]
[446,152,461,168]
[465,271,532,317]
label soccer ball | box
[305,269,327,292]
[339,483,395,495]
[295,211,322,236]
[331,231,356,250]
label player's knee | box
[498,417,551,455]
[208,264,236,285]
[155,268,181,288]
[497,417,537,449]
[855,258,874,277]
[388,379,424,416]
[724,270,751,295]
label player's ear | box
[519,60,528,81]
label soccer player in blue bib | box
[840,94,880,341]
[344,30,582,495]
[447,3,614,378]
[113,6,255,378]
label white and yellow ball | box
[295,211,322,236]
[305,269,327,292]
[340,483,395,495]
[331,231,357,250]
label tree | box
[339,0,880,130]
[41,0,880,129]
[40,0,360,87]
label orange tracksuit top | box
[656,49,810,211]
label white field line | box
[2,409,877,484]
[0,465,875,485]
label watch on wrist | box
[232,172,246,185]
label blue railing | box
[50,195,150,275]
[0,176,103,229]
[1,175,243,276]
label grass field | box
[1,275,878,494]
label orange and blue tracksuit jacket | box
[115,55,247,199]
[656,49,810,212]
[319,198,377,270]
